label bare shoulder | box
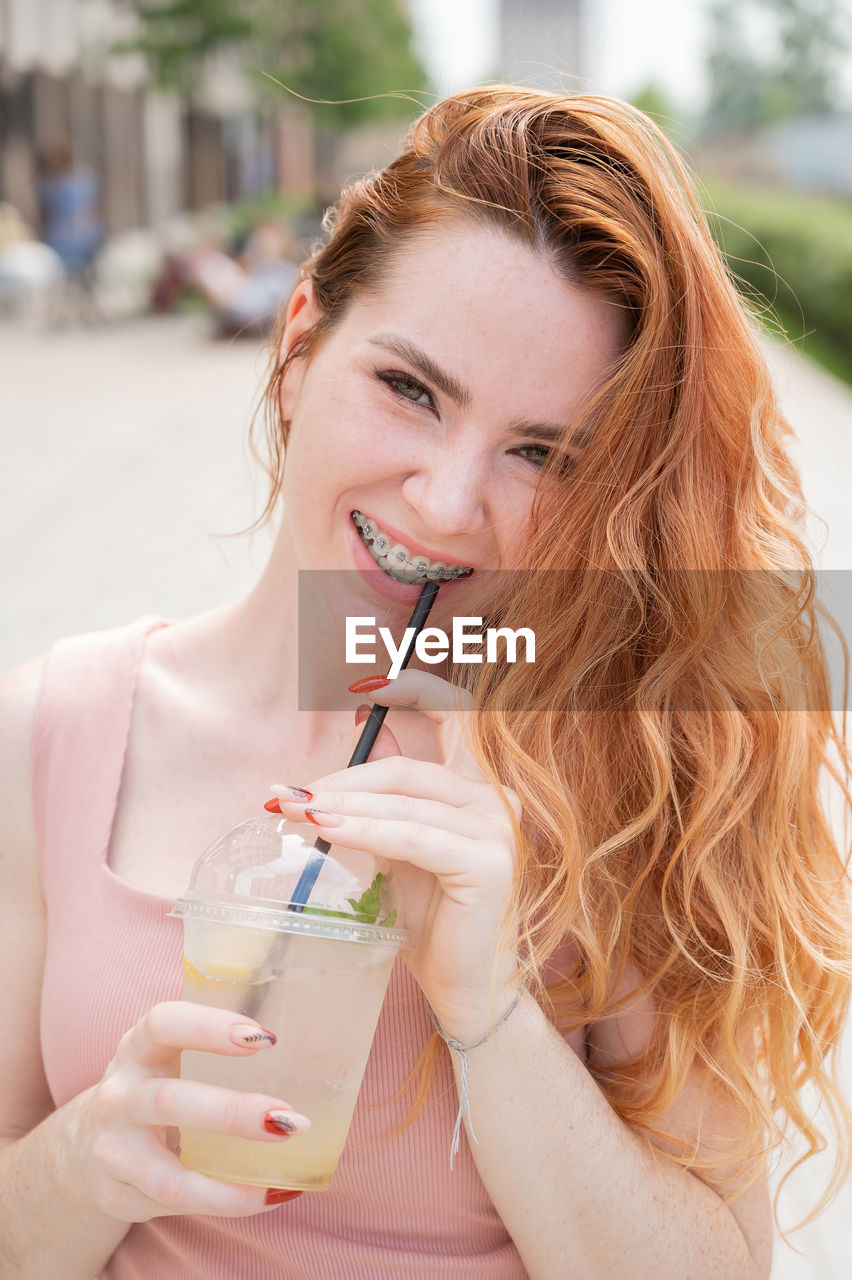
[586,960,774,1276]
[0,654,55,1140]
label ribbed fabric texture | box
[32,617,586,1278]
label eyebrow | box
[368,332,591,448]
[368,333,472,410]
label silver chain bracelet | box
[424,978,528,1169]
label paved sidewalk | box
[1,315,273,673]
[1,315,850,1274]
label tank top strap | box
[32,616,167,892]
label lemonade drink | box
[171,814,406,1191]
[178,918,398,1191]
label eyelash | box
[374,369,569,472]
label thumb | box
[353,703,402,761]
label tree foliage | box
[628,82,682,135]
[705,0,851,134]
[124,0,429,126]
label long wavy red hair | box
[253,86,852,1230]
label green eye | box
[516,444,551,467]
[515,445,578,476]
[395,378,429,403]
[377,370,435,409]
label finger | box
[133,1078,311,1140]
[309,790,484,838]
[295,811,511,884]
[361,668,474,722]
[274,755,490,809]
[110,1133,278,1218]
[119,1003,278,1071]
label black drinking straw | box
[288,579,441,912]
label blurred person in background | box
[36,140,104,324]
[0,86,850,1280]
[153,219,301,337]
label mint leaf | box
[291,873,396,926]
[345,872,386,924]
[301,906,360,921]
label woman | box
[1,87,849,1279]
[36,140,104,322]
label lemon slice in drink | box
[182,957,262,985]
[183,924,273,985]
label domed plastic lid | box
[170,812,407,947]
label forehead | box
[341,221,628,419]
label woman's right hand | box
[69,1001,310,1222]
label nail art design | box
[264,1109,311,1136]
[280,786,313,801]
[304,808,344,828]
[347,675,391,693]
[264,1112,297,1136]
[264,798,282,813]
[231,1025,278,1048]
[265,1188,304,1204]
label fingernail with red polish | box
[264,798,282,813]
[279,785,313,801]
[264,1109,311,1136]
[265,1188,304,1204]
[304,808,344,828]
[355,703,372,725]
[347,675,391,693]
[231,1025,277,1048]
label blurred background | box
[1,5,851,1274]
[2,1,851,372]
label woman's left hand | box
[272,670,522,1037]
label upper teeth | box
[351,511,473,583]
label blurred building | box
[699,112,852,199]
[752,113,852,199]
[499,0,585,91]
[0,0,315,239]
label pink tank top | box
[32,617,586,1279]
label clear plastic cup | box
[170,813,407,1192]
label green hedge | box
[700,180,852,385]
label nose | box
[400,440,490,539]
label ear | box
[278,279,322,419]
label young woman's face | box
[279,221,628,611]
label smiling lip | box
[352,510,477,571]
